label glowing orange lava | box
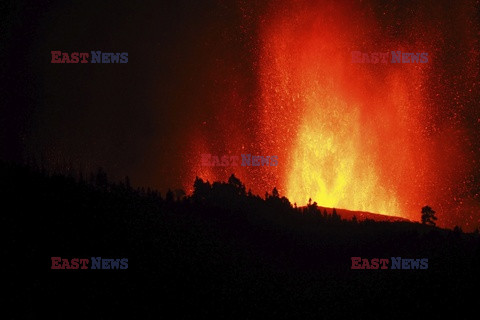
[185,0,479,226]
[257,1,433,219]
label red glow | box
[184,0,480,229]
[255,2,435,219]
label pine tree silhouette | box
[421,206,437,226]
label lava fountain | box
[185,0,480,227]
[257,1,435,218]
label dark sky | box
[1,0,261,188]
[1,0,479,229]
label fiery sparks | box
[185,0,480,228]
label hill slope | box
[2,162,479,318]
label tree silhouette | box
[193,177,211,202]
[174,189,186,201]
[421,206,437,226]
[227,174,246,196]
[453,225,463,234]
[95,167,108,188]
[271,187,279,198]
[124,176,131,190]
[166,189,174,203]
[332,208,341,222]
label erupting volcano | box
[184,0,480,230]
[257,2,433,219]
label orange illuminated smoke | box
[186,0,478,226]
[257,1,433,219]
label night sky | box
[1,0,479,230]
